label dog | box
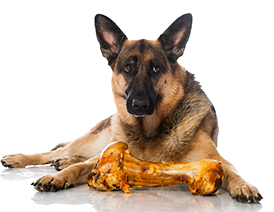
[1,14,262,203]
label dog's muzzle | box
[126,92,155,116]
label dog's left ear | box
[95,14,127,65]
[158,14,192,61]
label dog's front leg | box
[32,135,115,192]
[186,129,262,203]
[32,155,99,192]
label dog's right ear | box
[95,14,127,65]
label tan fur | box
[1,14,261,203]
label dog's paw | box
[53,156,86,171]
[228,180,263,203]
[1,154,28,168]
[31,173,75,192]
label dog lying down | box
[1,13,262,203]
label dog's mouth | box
[134,115,146,118]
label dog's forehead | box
[119,39,166,62]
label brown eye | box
[124,65,132,72]
[153,66,160,73]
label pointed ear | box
[158,14,192,61]
[95,14,127,64]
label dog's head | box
[95,14,192,118]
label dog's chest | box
[127,128,190,163]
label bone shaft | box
[122,154,194,187]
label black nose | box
[132,99,149,112]
[126,88,155,116]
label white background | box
[0,0,273,210]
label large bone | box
[87,142,225,195]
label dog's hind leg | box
[1,116,112,169]
[1,148,69,168]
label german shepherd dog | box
[1,14,262,203]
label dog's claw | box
[248,195,253,202]
[1,160,6,166]
[229,181,262,203]
[32,173,76,192]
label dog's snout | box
[125,78,156,117]
[132,99,149,111]
[126,94,154,116]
